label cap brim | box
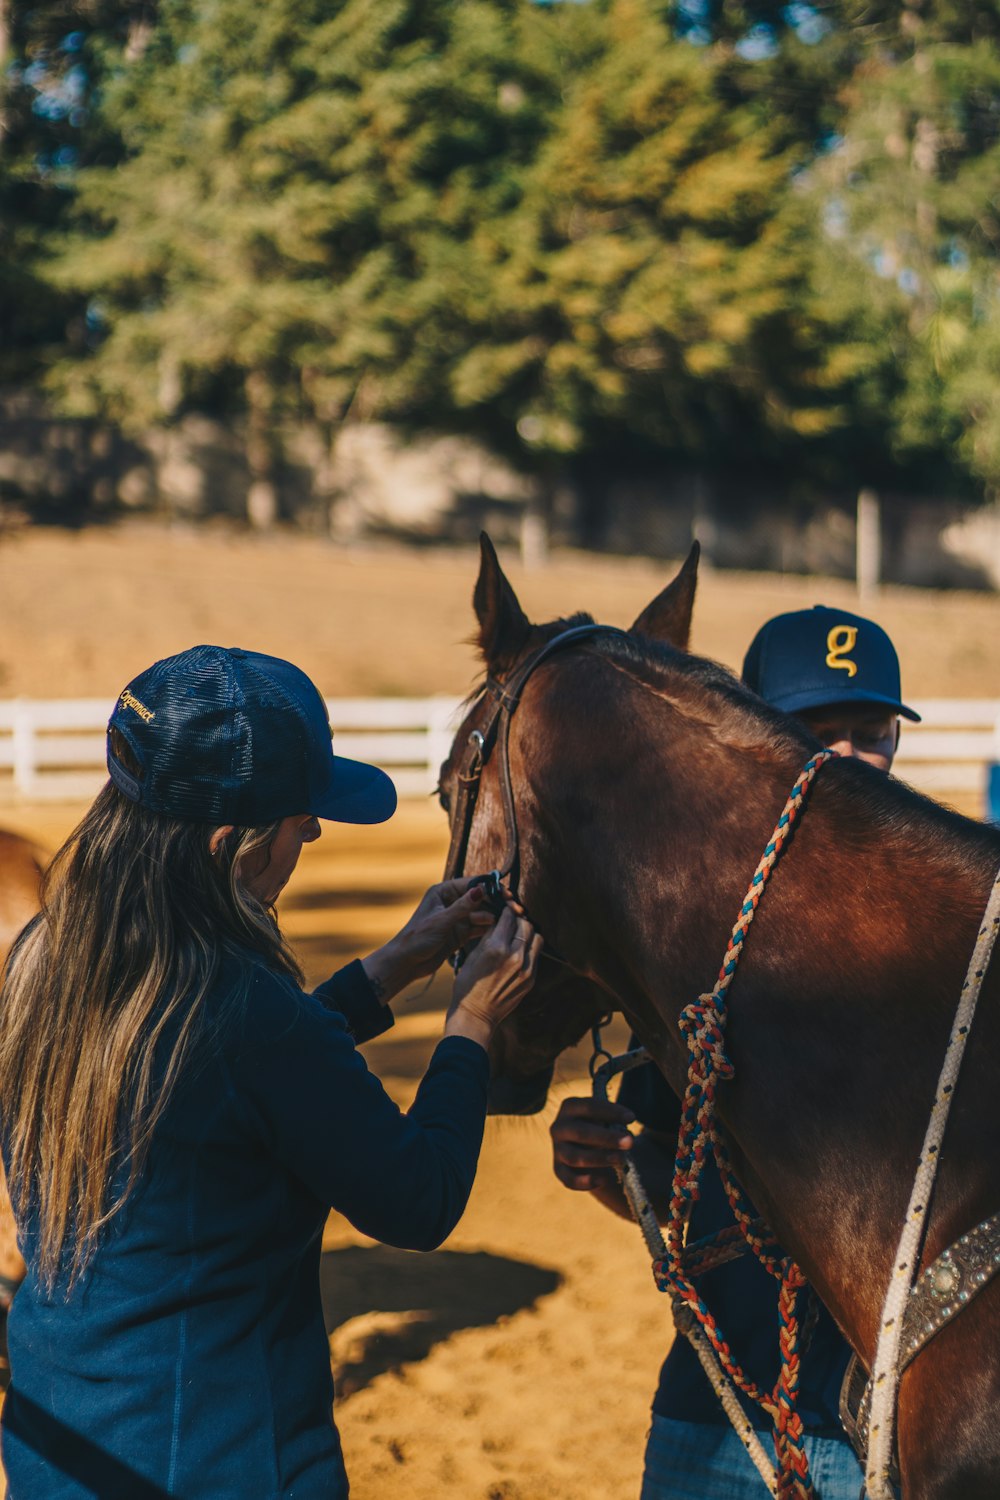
[312,756,398,825]
[769,687,921,723]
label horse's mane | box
[497,612,1000,879]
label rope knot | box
[678,993,734,1081]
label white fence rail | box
[893,700,1000,796]
[0,697,463,803]
[0,697,998,805]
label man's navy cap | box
[741,606,920,722]
[107,645,398,826]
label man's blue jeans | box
[640,1415,864,1500]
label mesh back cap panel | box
[107,645,396,826]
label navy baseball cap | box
[107,645,398,826]
[741,606,920,722]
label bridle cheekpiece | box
[442,623,625,896]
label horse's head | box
[438,534,701,1113]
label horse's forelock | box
[459,612,597,713]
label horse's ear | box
[473,532,531,673]
[629,541,700,650]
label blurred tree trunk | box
[520,497,549,568]
[902,0,938,326]
[245,368,279,529]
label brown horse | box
[0,829,45,972]
[439,537,1000,1500]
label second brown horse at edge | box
[0,828,44,1371]
[0,829,44,974]
[439,536,1000,1499]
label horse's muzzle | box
[487,1065,554,1116]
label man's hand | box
[550,1096,635,1192]
[362,878,496,1003]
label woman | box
[0,644,541,1499]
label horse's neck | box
[546,731,1000,1359]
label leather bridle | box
[442,623,625,901]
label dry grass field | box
[3,519,1000,701]
[2,521,999,1497]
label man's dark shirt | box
[619,1056,850,1434]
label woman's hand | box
[443,906,543,1051]
[362,877,497,1004]
[550,1096,635,1192]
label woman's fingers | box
[431,876,476,907]
[446,887,495,940]
[434,883,538,971]
[496,904,518,934]
[452,909,539,1010]
[389,883,498,986]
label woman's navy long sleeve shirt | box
[2,954,490,1499]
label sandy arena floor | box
[2,523,999,1496]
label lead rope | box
[592,1039,782,1495]
[864,863,1000,1500]
[662,750,833,1500]
[592,749,835,1500]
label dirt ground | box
[2,522,1000,1497]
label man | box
[551,605,920,1500]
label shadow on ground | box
[321,1245,561,1398]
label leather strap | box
[444,624,625,888]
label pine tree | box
[46,0,553,520]
[449,0,840,472]
[807,0,1000,493]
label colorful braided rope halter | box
[593,748,835,1500]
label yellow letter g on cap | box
[825,625,858,677]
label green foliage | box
[1,10,78,383]
[449,0,843,465]
[13,0,1000,509]
[45,0,559,439]
[807,4,1000,492]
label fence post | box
[988,709,1000,824]
[12,700,36,801]
[857,488,881,601]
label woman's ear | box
[210,825,235,858]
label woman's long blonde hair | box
[0,739,304,1287]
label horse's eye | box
[435,782,451,814]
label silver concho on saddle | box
[840,1206,1000,1493]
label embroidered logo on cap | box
[119,690,156,723]
[825,625,858,677]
